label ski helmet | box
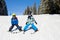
[12,13,16,16]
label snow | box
[0,14,60,40]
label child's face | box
[13,15,16,17]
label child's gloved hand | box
[35,21,37,24]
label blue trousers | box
[24,23,38,31]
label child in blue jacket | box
[9,13,22,32]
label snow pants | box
[9,24,21,31]
[24,23,38,31]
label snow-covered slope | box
[0,14,60,40]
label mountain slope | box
[0,15,60,40]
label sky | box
[5,0,40,15]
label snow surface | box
[0,14,60,40]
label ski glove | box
[35,21,37,24]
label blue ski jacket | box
[11,17,18,25]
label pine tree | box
[32,2,37,15]
[38,5,40,14]
[24,6,30,15]
[39,0,60,14]
[0,0,8,15]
